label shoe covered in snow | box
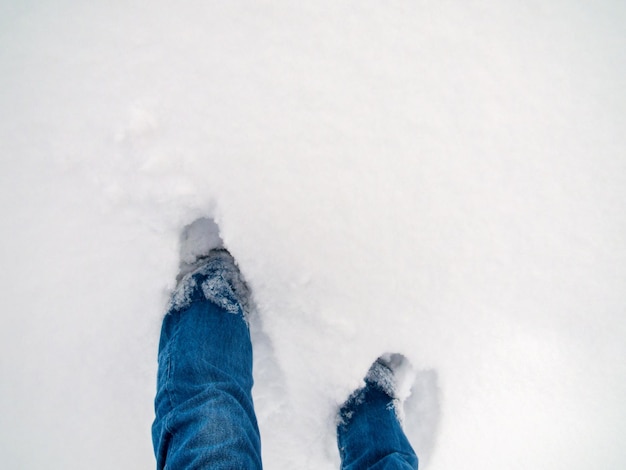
[170,217,251,319]
[339,353,411,425]
[176,217,225,283]
[363,353,409,399]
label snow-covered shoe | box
[170,217,251,320]
[364,353,410,399]
[176,217,225,283]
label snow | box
[1,1,625,468]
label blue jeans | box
[152,250,418,469]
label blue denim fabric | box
[153,249,418,470]
[337,377,419,470]
[152,250,262,469]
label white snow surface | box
[1,1,625,469]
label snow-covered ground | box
[1,1,625,468]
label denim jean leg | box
[152,252,262,469]
[337,383,418,470]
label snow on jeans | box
[152,251,418,469]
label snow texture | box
[1,1,626,469]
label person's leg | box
[152,248,262,469]
[337,356,418,470]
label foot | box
[339,354,411,426]
[177,217,225,283]
[364,353,410,399]
[170,217,251,320]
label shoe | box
[364,353,409,399]
[169,217,251,320]
[176,217,224,283]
